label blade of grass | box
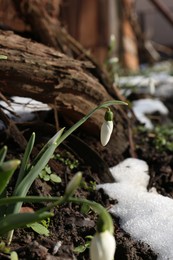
[31,128,65,166]
[14,133,35,189]
[9,143,57,214]
[6,128,65,243]
[9,128,65,214]
[0,160,20,195]
[0,211,53,236]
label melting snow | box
[0,96,50,129]
[97,158,173,260]
[132,98,169,129]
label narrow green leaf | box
[16,143,57,196]
[0,211,53,235]
[0,160,20,195]
[8,142,58,214]
[0,146,7,163]
[0,195,60,206]
[15,133,35,189]
[31,128,65,166]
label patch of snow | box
[132,98,169,129]
[97,158,173,260]
[118,63,173,98]
[0,96,50,129]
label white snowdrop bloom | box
[100,120,113,146]
[90,230,116,260]
[100,109,114,146]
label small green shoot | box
[81,180,96,192]
[0,241,10,254]
[55,152,79,170]
[137,124,173,152]
[27,222,49,236]
[73,236,93,254]
[0,159,20,195]
[39,165,62,183]
[10,251,18,260]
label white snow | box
[97,158,173,260]
[0,96,50,129]
[132,98,169,129]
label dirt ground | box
[1,94,173,260]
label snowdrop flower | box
[90,230,116,260]
[100,109,113,146]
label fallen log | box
[0,30,130,157]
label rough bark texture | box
[12,0,116,97]
[0,30,129,157]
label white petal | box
[100,120,113,146]
[90,231,116,260]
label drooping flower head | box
[100,108,114,146]
[90,230,116,260]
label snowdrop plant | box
[0,99,127,246]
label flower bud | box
[100,109,114,146]
[65,172,82,198]
[90,230,116,260]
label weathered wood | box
[0,30,129,156]
[12,0,117,98]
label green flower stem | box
[0,146,7,163]
[1,195,114,234]
[68,197,114,234]
[56,100,127,146]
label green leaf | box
[0,160,20,195]
[80,203,90,215]
[50,174,61,183]
[0,211,53,235]
[43,175,50,181]
[8,129,65,216]
[15,132,35,189]
[0,241,10,254]
[73,240,91,254]
[27,222,49,236]
[0,146,7,163]
[45,165,51,174]
[10,251,18,260]
[32,128,65,166]
[9,142,57,215]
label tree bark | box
[0,30,129,158]
[12,0,117,98]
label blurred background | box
[0,0,173,71]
